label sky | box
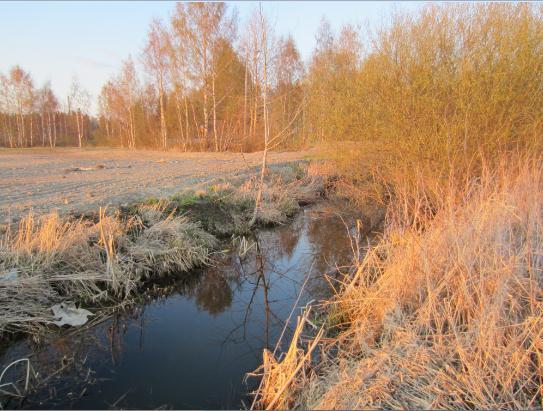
[0,1,426,113]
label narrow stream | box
[0,202,365,409]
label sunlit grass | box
[256,3,543,409]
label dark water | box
[0,203,364,409]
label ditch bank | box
[0,190,368,409]
[0,163,323,338]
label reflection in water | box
[276,215,303,259]
[195,269,233,316]
[0,202,368,410]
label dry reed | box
[257,157,543,409]
[0,206,216,336]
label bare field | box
[0,148,309,221]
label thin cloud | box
[70,55,116,70]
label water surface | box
[0,202,364,409]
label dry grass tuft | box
[238,164,324,225]
[0,210,130,334]
[126,215,218,279]
[0,206,217,336]
[253,311,325,410]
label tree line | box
[96,3,309,152]
[2,2,540,157]
[0,3,311,152]
[0,2,360,152]
[0,68,94,149]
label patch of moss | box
[143,197,161,206]
[170,191,201,208]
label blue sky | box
[0,1,425,112]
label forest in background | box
[0,2,345,152]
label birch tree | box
[143,18,170,150]
[172,2,235,151]
[37,82,59,147]
[9,66,34,147]
[68,76,90,148]
[249,5,274,226]
[167,21,190,150]
[119,58,139,149]
[248,6,305,225]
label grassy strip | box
[0,163,323,338]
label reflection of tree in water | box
[195,268,233,316]
[142,265,236,316]
[306,208,357,275]
[255,212,305,264]
[220,238,277,350]
[274,215,303,259]
[256,206,359,280]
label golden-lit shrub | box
[309,3,543,224]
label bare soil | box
[0,148,308,222]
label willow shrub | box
[311,3,543,226]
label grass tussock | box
[0,206,217,336]
[126,213,218,278]
[257,159,543,409]
[0,211,130,335]
[239,170,323,226]
[166,163,323,233]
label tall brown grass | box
[257,157,543,410]
[256,3,543,409]
[302,158,543,409]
